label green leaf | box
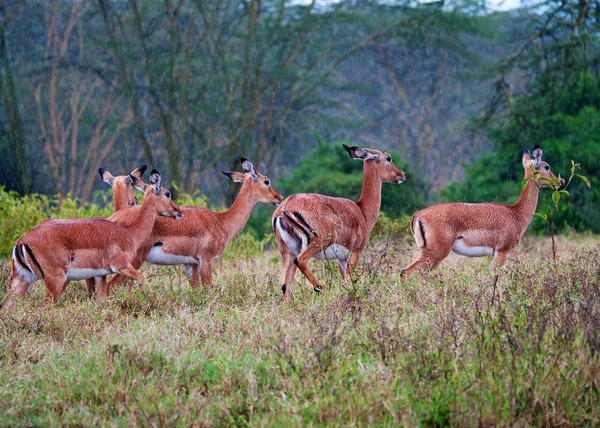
[532,212,548,222]
[559,190,569,197]
[575,174,592,189]
[521,178,531,191]
[552,191,561,206]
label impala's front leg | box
[294,241,327,293]
[200,259,213,287]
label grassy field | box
[1,234,599,426]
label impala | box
[85,164,148,296]
[272,144,405,299]
[109,158,283,288]
[99,164,147,211]
[401,145,558,277]
[1,170,182,310]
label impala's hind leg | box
[1,276,33,311]
[281,250,298,300]
[338,252,359,284]
[43,274,69,305]
[401,246,449,278]
[294,241,328,294]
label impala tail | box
[12,242,44,282]
[411,216,427,248]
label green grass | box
[1,236,599,426]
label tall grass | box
[1,236,599,426]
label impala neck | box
[123,195,158,250]
[356,161,383,233]
[217,180,257,241]
[512,170,540,233]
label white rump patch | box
[146,245,198,266]
[66,268,113,281]
[314,245,350,261]
[276,217,303,256]
[451,239,494,258]
[12,245,38,283]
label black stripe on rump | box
[283,211,311,246]
[272,216,277,233]
[13,244,29,273]
[418,220,427,248]
[291,211,315,234]
[24,244,45,278]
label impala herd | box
[1,145,558,309]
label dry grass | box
[1,235,599,426]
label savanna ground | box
[1,234,599,426]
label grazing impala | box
[401,145,558,277]
[1,170,182,310]
[273,144,405,299]
[109,158,283,288]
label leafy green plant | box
[524,161,591,261]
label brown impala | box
[272,144,406,300]
[107,158,283,288]
[2,170,182,310]
[401,145,558,276]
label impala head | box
[99,165,147,210]
[221,158,284,207]
[131,170,183,220]
[343,144,406,184]
[522,145,559,188]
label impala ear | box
[521,149,532,169]
[222,171,245,183]
[98,168,116,187]
[129,165,147,180]
[343,144,378,161]
[149,169,162,194]
[531,145,543,169]
[240,158,258,180]
[130,175,149,192]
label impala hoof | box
[314,285,322,294]
[281,283,287,293]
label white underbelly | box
[146,246,198,266]
[451,239,495,257]
[313,245,350,261]
[66,268,113,281]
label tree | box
[442,0,600,233]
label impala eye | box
[386,156,392,162]
[544,164,550,171]
[165,191,171,199]
[264,180,270,186]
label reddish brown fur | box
[402,147,558,276]
[273,145,405,300]
[109,160,283,288]
[2,171,182,310]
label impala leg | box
[339,252,359,284]
[1,276,33,311]
[492,249,508,271]
[281,251,298,300]
[294,242,327,294]
[85,278,96,297]
[106,264,140,295]
[190,264,200,289]
[96,276,109,299]
[200,260,213,287]
[401,246,448,278]
[44,274,68,305]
